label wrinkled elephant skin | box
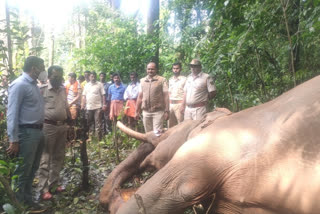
[116,76,320,214]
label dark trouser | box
[101,110,112,135]
[87,108,102,140]
[13,127,44,205]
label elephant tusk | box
[117,121,147,142]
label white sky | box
[4,0,149,33]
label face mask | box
[50,78,62,88]
[38,71,48,82]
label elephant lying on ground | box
[105,75,320,214]
[116,75,320,214]
[99,108,232,213]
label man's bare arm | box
[135,92,143,120]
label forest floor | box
[31,131,140,214]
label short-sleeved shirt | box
[184,72,216,105]
[41,82,68,121]
[124,82,140,100]
[67,81,81,106]
[169,75,186,101]
[83,81,105,110]
[108,83,126,101]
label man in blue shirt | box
[108,73,126,121]
[6,56,45,209]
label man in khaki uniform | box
[38,65,70,200]
[181,59,216,120]
[168,62,186,128]
[135,62,169,133]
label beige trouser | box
[184,106,207,120]
[168,103,184,128]
[142,110,164,133]
[38,123,67,193]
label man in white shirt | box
[124,72,140,129]
[168,62,186,127]
[81,72,106,140]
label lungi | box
[109,100,124,120]
[124,99,136,118]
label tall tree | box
[147,0,160,64]
[5,0,12,76]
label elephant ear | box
[117,121,147,142]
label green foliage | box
[68,1,156,81]
[165,0,320,111]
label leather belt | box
[187,101,207,108]
[170,100,183,104]
[44,119,66,126]
[19,124,43,129]
[127,98,137,101]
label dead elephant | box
[99,108,232,213]
[112,76,320,214]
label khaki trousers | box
[142,110,164,132]
[184,106,207,120]
[168,103,184,128]
[38,123,67,193]
[87,108,102,140]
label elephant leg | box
[99,142,155,208]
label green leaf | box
[73,197,79,204]
[2,203,16,214]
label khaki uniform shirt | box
[83,81,105,110]
[139,75,168,112]
[40,82,68,121]
[169,75,186,101]
[184,72,216,105]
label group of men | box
[136,59,216,133]
[5,56,216,211]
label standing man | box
[135,62,169,133]
[6,56,45,208]
[81,72,106,140]
[38,66,69,200]
[168,62,186,127]
[181,59,216,120]
[66,73,81,121]
[108,73,126,121]
[81,70,91,90]
[124,72,140,129]
[99,72,111,134]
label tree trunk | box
[5,0,13,76]
[280,0,296,87]
[147,0,160,64]
[51,34,55,66]
[78,12,82,49]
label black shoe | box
[26,202,47,213]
